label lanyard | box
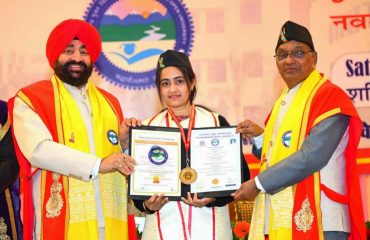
[166,105,196,163]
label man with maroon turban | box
[8,19,135,240]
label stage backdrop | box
[1,0,370,220]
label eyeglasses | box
[274,50,314,61]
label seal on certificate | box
[212,178,219,185]
[148,145,168,165]
[179,167,197,185]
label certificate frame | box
[128,126,183,200]
[128,125,244,200]
[190,126,244,198]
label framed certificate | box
[128,126,243,200]
[190,126,243,198]
[128,126,183,200]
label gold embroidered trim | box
[45,173,63,218]
[0,217,10,240]
[0,119,10,142]
[294,197,314,232]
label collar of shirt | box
[63,82,89,101]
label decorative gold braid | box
[234,201,254,222]
[45,173,63,218]
[0,119,10,142]
[294,197,314,232]
[0,217,10,240]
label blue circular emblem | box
[84,0,194,89]
[211,139,219,146]
[282,131,292,148]
[107,130,119,145]
[148,145,168,165]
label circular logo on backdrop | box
[84,0,194,89]
[107,130,119,145]
[148,145,168,165]
[282,131,292,148]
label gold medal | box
[167,106,198,185]
[179,167,197,185]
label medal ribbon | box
[166,106,196,240]
[164,106,217,240]
[166,105,196,163]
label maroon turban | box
[46,19,102,68]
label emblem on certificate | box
[148,145,168,165]
[179,167,197,185]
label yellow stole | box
[52,76,128,240]
[249,70,326,240]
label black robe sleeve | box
[0,130,19,193]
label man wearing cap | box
[8,19,135,240]
[232,20,366,240]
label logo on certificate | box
[148,145,168,165]
[107,130,119,145]
[282,130,292,148]
[211,139,220,146]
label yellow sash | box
[53,76,128,240]
[249,70,326,240]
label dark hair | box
[155,65,197,105]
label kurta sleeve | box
[13,97,98,181]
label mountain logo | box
[107,130,119,145]
[84,0,194,89]
[148,145,168,165]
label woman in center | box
[123,50,250,240]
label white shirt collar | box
[62,81,88,100]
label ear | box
[190,78,197,90]
[313,52,318,65]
